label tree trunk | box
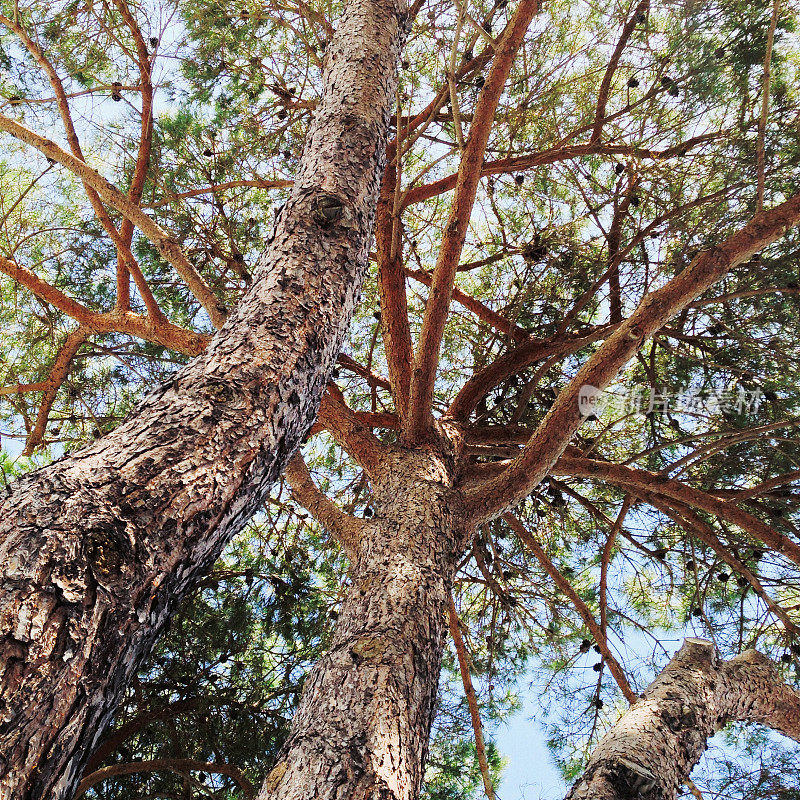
[0,1,407,796]
[260,444,467,800]
[565,638,800,800]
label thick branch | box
[465,190,800,522]
[0,254,208,356]
[317,385,391,476]
[553,453,800,568]
[565,639,800,800]
[405,0,541,440]
[375,163,413,417]
[75,758,255,800]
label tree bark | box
[0,0,408,796]
[259,441,468,800]
[565,638,800,800]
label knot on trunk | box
[659,699,698,732]
[349,636,386,662]
[312,193,352,228]
[609,756,662,800]
[84,520,136,591]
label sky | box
[495,698,566,800]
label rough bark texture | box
[0,1,407,796]
[565,638,800,800]
[259,437,468,800]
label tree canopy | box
[3,0,800,797]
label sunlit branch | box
[403,265,526,340]
[503,513,637,703]
[405,0,541,442]
[316,385,391,476]
[464,190,800,523]
[590,0,649,144]
[284,454,367,557]
[553,453,800,568]
[0,113,227,327]
[447,595,496,800]
[639,490,800,637]
[0,254,209,358]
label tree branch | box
[284,453,368,557]
[589,0,649,144]
[405,0,541,441]
[0,113,227,327]
[447,595,497,800]
[503,513,637,703]
[565,639,800,800]
[464,190,800,522]
[317,385,391,476]
[637,490,800,636]
[75,758,255,800]
[552,453,800,568]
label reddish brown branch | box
[590,0,649,144]
[316,385,390,475]
[375,164,413,418]
[401,137,716,208]
[639,490,800,636]
[503,513,637,703]
[448,596,497,800]
[22,328,89,454]
[405,0,541,441]
[75,758,255,800]
[0,113,227,327]
[447,326,614,422]
[284,454,367,556]
[553,453,800,568]
[111,0,155,311]
[0,254,208,357]
[403,265,526,340]
[464,190,800,522]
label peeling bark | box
[566,638,800,800]
[0,0,408,796]
[260,441,468,800]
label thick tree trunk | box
[0,1,407,796]
[565,638,800,800]
[259,444,467,800]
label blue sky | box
[495,701,566,800]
